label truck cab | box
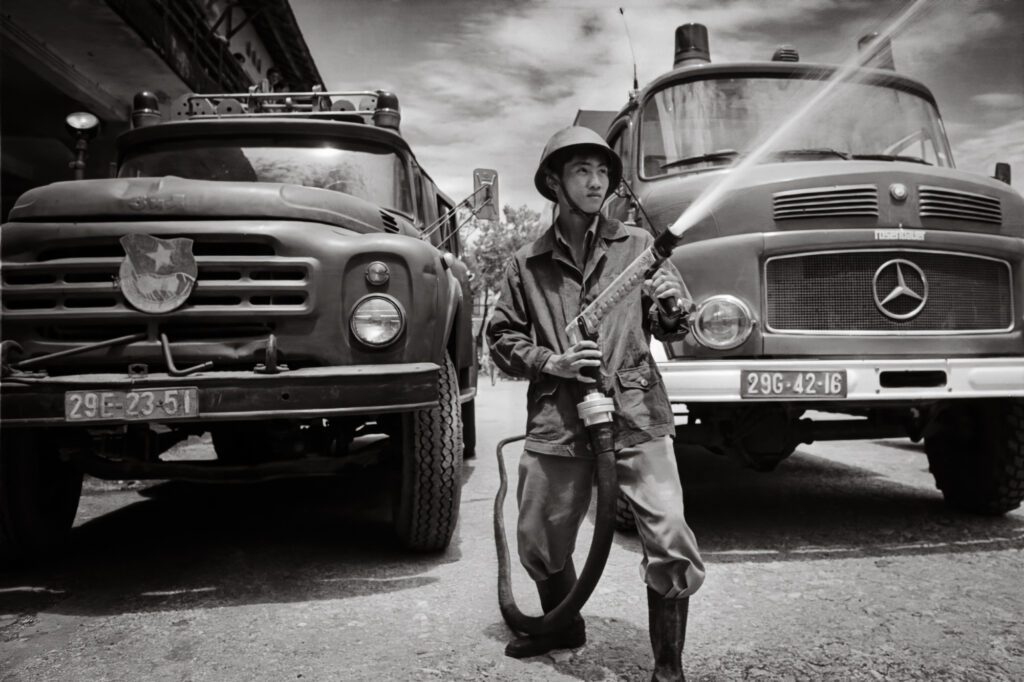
[590,25,1024,515]
[1,88,496,559]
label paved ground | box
[2,378,1022,681]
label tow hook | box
[159,333,213,376]
[1,340,24,377]
[255,334,288,374]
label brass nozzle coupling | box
[577,390,615,427]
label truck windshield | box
[119,139,413,214]
[640,76,952,178]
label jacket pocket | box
[614,363,671,432]
[528,378,559,401]
[526,378,563,442]
[616,363,657,391]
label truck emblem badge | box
[874,228,925,241]
[118,234,197,313]
[872,259,928,320]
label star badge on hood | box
[118,234,197,313]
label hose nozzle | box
[577,392,615,427]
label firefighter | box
[487,126,705,680]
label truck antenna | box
[618,8,640,94]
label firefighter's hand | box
[644,268,688,319]
[543,341,602,383]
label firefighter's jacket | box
[487,215,687,458]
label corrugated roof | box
[239,0,323,89]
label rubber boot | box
[504,561,586,658]
[648,587,689,682]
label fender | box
[438,260,473,376]
[439,267,464,362]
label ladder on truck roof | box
[168,86,401,129]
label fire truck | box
[0,87,497,558]
[585,24,1024,516]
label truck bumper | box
[0,363,440,426]
[658,356,1024,404]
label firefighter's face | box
[554,153,609,214]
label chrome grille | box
[919,185,1002,224]
[765,250,1013,333]
[2,237,314,336]
[773,184,878,220]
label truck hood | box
[5,176,416,236]
[637,160,1024,243]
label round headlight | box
[691,295,755,350]
[350,295,405,347]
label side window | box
[410,161,427,227]
[605,122,632,222]
[437,197,458,255]
[608,120,631,178]
[396,155,414,215]
[421,178,442,247]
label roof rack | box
[161,86,402,129]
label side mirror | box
[994,162,1011,185]
[473,168,499,221]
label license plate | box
[741,370,847,399]
[65,387,199,422]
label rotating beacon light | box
[373,91,401,130]
[131,91,162,128]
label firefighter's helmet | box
[534,126,623,202]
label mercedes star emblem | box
[872,259,928,320]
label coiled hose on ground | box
[493,419,619,635]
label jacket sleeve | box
[642,257,692,342]
[486,257,553,381]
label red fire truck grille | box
[765,250,1014,333]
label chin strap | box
[566,190,602,219]
[553,178,604,219]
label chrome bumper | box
[657,356,1024,403]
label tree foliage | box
[464,204,545,299]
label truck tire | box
[462,399,477,459]
[925,398,1024,515]
[394,355,463,551]
[0,429,83,562]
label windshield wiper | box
[851,153,932,165]
[773,148,850,160]
[661,149,740,170]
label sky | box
[292,0,1024,214]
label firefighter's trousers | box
[516,435,705,599]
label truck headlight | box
[350,294,405,347]
[691,295,755,350]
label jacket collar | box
[524,215,629,260]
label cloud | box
[324,0,1022,212]
[395,0,868,211]
[971,93,1024,110]
[951,119,1024,193]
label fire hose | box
[494,229,682,636]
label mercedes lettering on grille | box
[872,259,928,320]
